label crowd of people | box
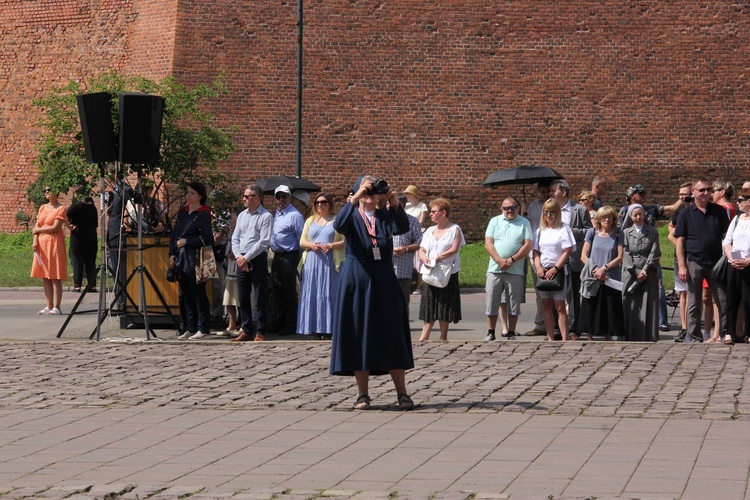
[29,173,750,408]
[486,175,750,345]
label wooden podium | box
[124,235,180,327]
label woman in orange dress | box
[31,187,68,315]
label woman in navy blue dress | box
[330,176,415,410]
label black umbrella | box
[482,165,564,203]
[482,165,563,187]
[255,175,321,194]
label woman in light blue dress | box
[296,193,345,339]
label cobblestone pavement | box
[2,341,750,499]
[2,341,750,419]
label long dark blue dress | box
[330,201,413,376]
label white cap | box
[292,190,309,205]
[274,185,291,196]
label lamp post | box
[295,0,303,178]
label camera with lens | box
[366,179,389,195]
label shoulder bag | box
[196,235,219,284]
[711,215,740,282]
[421,261,452,288]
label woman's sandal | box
[353,394,371,410]
[397,393,414,410]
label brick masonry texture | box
[1,1,749,238]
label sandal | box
[397,393,414,410]
[353,394,371,410]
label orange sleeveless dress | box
[30,204,68,281]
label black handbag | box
[166,266,178,283]
[710,255,728,282]
[533,268,565,291]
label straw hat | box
[403,185,421,198]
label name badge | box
[372,247,381,260]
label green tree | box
[31,71,236,219]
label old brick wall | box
[2,1,750,239]
[174,0,750,239]
[0,0,176,232]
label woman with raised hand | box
[330,176,415,411]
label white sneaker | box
[37,307,50,315]
[189,332,208,340]
[48,308,61,315]
[178,331,192,340]
[215,329,236,337]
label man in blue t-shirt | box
[484,196,533,341]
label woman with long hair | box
[169,181,214,340]
[533,198,575,341]
[31,186,68,315]
[297,192,345,339]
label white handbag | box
[421,261,452,288]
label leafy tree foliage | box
[31,71,237,219]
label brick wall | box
[2,1,749,239]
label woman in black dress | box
[330,176,415,410]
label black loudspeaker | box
[118,93,164,165]
[76,93,118,164]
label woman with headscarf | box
[169,181,214,340]
[330,176,415,410]
[622,203,661,342]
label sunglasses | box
[739,197,748,203]
[694,187,714,194]
[502,206,518,212]
[275,193,289,199]
[242,194,258,199]
[315,200,329,205]
[44,188,51,193]
[543,211,556,216]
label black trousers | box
[726,266,750,339]
[69,236,97,288]
[270,250,300,331]
[236,253,269,335]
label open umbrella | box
[482,165,564,202]
[482,165,563,187]
[255,175,321,194]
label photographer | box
[330,175,415,410]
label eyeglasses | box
[678,193,691,197]
[502,206,518,212]
[694,187,714,194]
[242,194,258,199]
[543,211,556,216]
[739,197,748,203]
[275,193,289,200]
[315,200,329,205]
[430,209,442,214]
